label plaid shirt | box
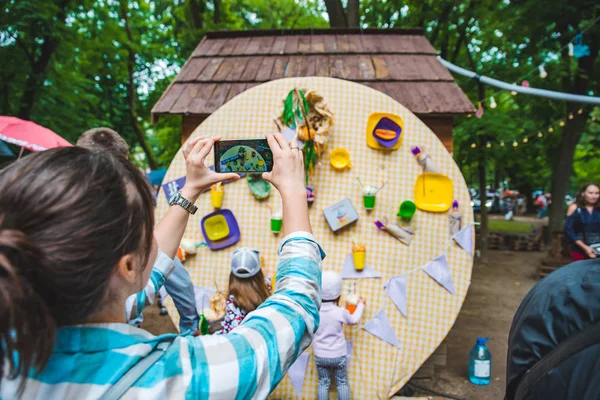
[1,232,324,399]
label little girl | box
[313,271,365,400]
[218,248,271,334]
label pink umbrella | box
[0,116,72,154]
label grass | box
[475,217,536,234]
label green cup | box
[363,195,376,210]
[398,200,416,220]
[271,217,283,233]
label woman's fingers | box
[213,172,240,183]
[183,136,204,159]
[262,171,273,183]
[273,131,290,151]
[264,132,282,153]
[196,137,216,161]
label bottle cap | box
[477,337,489,345]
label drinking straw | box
[356,176,365,192]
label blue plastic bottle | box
[469,337,491,385]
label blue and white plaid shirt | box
[1,232,324,399]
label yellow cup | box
[210,188,224,208]
[352,250,366,271]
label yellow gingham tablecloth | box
[155,77,474,399]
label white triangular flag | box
[288,352,309,397]
[422,254,455,294]
[453,225,473,256]
[362,309,401,348]
[384,275,408,317]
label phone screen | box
[214,139,273,173]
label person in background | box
[217,248,271,335]
[0,132,323,398]
[313,271,365,400]
[535,193,548,218]
[565,183,600,261]
[78,127,200,333]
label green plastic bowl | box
[398,200,416,219]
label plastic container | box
[469,338,491,385]
[411,146,441,173]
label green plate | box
[247,175,271,199]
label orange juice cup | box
[210,186,224,208]
[346,303,357,314]
[352,249,366,271]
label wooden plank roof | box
[152,28,475,119]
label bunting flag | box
[288,352,310,397]
[340,253,381,279]
[422,255,455,295]
[362,309,401,348]
[194,286,216,311]
[384,275,408,317]
[452,224,474,256]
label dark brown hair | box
[576,183,600,210]
[228,270,270,313]
[77,127,130,159]
[0,147,154,388]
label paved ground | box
[142,249,546,400]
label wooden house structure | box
[151,28,474,151]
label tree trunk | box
[477,82,488,263]
[324,0,347,28]
[188,0,205,29]
[17,0,71,119]
[417,1,429,27]
[548,23,599,236]
[213,0,221,24]
[429,2,454,46]
[346,0,360,28]
[120,2,158,170]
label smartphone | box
[214,138,273,174]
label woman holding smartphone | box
[0,132,323,399]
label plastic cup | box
[363,195,376,210]
[210,188,224,209]
[352,249,366,271]
[271,217,283,233]
[346,303,357,314]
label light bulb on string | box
[560,121,565,127]
[593,116,597,122]
[578,109,583,115]
[523,138,529,143]
[511,83,518,96]
[539,65,548,78]
[513,141,519,147]
[486,142,492,148]
[500,141,505,147]
[568,114,574,120]
[548,127,554,133]
[538,132,543,138]
[489,96,497,109]
[471,143,477,148]
[568,43,574,57]
[467,114,472,118]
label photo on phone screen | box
[214,139,273,173]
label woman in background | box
[565,183,600,261]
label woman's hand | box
[262,132,305,200]
[358,296,366,305]
[181,136,240,200]
[584,246,597,259]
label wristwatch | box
[168,190,198,215]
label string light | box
[500,141,505,147]
[490,96,497,109]
[513,141,519,147]
[486,142,492,148]
[560,121,565,126]
[593,116,597,121]
[523,138,529,143]
[568,114,574,120]
[548,127,554,132]
[538,132,543,137]
[539,65,548,78]
[471,143,477,148]
[578,109,583,114]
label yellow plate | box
[330,148,352,170]
[366,112,404,150]
[203,214,230,241]
[414,173,453,212]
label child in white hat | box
[217,248,271,334]
[313,271,365,400]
